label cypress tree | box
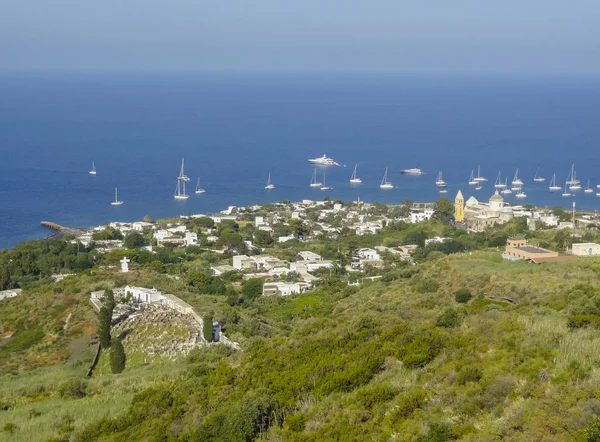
[110,338,126,374]
[98,306,112,349]
[203,313,213,342]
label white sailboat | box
[321,172,332,191]
[585,179,593,194]
[533,167,545,182]
[511,168,524,187]
[494,171,506,189]
[310,168,322,188]
[468,170,477,185]
[349,164,362,184]
[515,188,527,199]
[178,158,190,182]
[566,164,580,186]
[439,189,448,194]
[111,187,123,206]
[562,180,572,197]
[501,178,512,194]
[380,168,393,189]
[265,173,275,190]
[570,170,582,190]
[474,165,487,182]
[435,171,447,187]
[549,173,562,192]
[89,161,97,175]
[195,177,206,194]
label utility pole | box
[572,201,576,226]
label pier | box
[40,221,87,238]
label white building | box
[232,255,257,271]
[409,209,435,223]
[262,282,308,297]
[572,243,600,256]
[278,235,295,243]
[355,248,381,260]
[297,251,323,261]
[124,286,164,303]
[132,221,153,231]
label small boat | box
[175,176,190,200]
[494,171,506,189]
[501,187,512,195]
[475,184,483,191]
[321,172,332,191]
[111,187,123,206]
[468,170,478,186]
[533,167,545,182]
[435,171,447,187]
[570,173,582,190]
[511,168,524,187]
[400,168,424,176]
[308,154,339,166]
[380,168,394,189]
[89,161,97,175]
[515,189,527,199]
[439,189,448,194]
[265,173,275,191]
[195,178,206,194]
[566,164,580,186]
[474,165,487,182]
[585,179,593,194]
[310,168,322,188]
[548,173,562,192]
[562,181,572,197]
[349,164,362,184]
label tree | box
[110,338,126,374]
[193,217,215,229]
[254,230,273,247]
[242,278,264,301]
[203,313,214,342]
[98,306,112,349]
[217,231,243,250]
[432,198,454,223]
[455,288,472,304]
[124,232,145,249]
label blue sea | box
[1,72,600,249]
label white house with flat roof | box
[572,243,600,256]
[297,251,322,261]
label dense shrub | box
[57,378,88,399]
[392,390,428,420]
[401,330,445,369]
[457,366,483,385]
[455,288,472,304]
[416,421,454,442]
[567,314,600,330]
[357,384,398,408]
[480,376,514,409]
[414,277,439,293]
[436,308,463,328]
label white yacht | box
[308,154,339,166]
[321,173,332,191]
[380,168,393,189]
[562,180,572,197]
[439,189,448,194]
[549,174,562,192]
[195,178,206,194]
[468,170,478,186]
[512,168,524,187]
[533,167,545,182]
[515,189,527,199]
[570,174,582,191]
[585,179,593,194]
[400,168,424,176]
[310,168,322,188]
[435,171,447,187]
[175,175,190,200]
[111,187,123,206]
[89,161,97,175]
[178,158,190,182]
[474,165,487,182]
[349,164,362,184]
[265,173,275,191]
[494,172,506,189]
[566,164,580,186]
[475,183,483,191]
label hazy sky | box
[1,0,599,73]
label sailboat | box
[178,158,190,182]
[515,188,527,199]
[533,167,545,182]
[468,170,478,185]
[566,164,580,186]
[439,188,448,194]
[310,168,322,188]
[570,170,582,190]
[549,173,562,192]
[585,179,593,194]
[89,161,97,175]
[494,171,506,189]
[435,171,447,187]
[380,168,393,189]
[349,164,362,184]
[474,165,487,182]
[264,173,275,190]
[562,180,572,197]
[195,177,206,194]
[511,168,524,187]
[321,172,332,191]
[111,187,123,206]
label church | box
[455,190,514,232]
